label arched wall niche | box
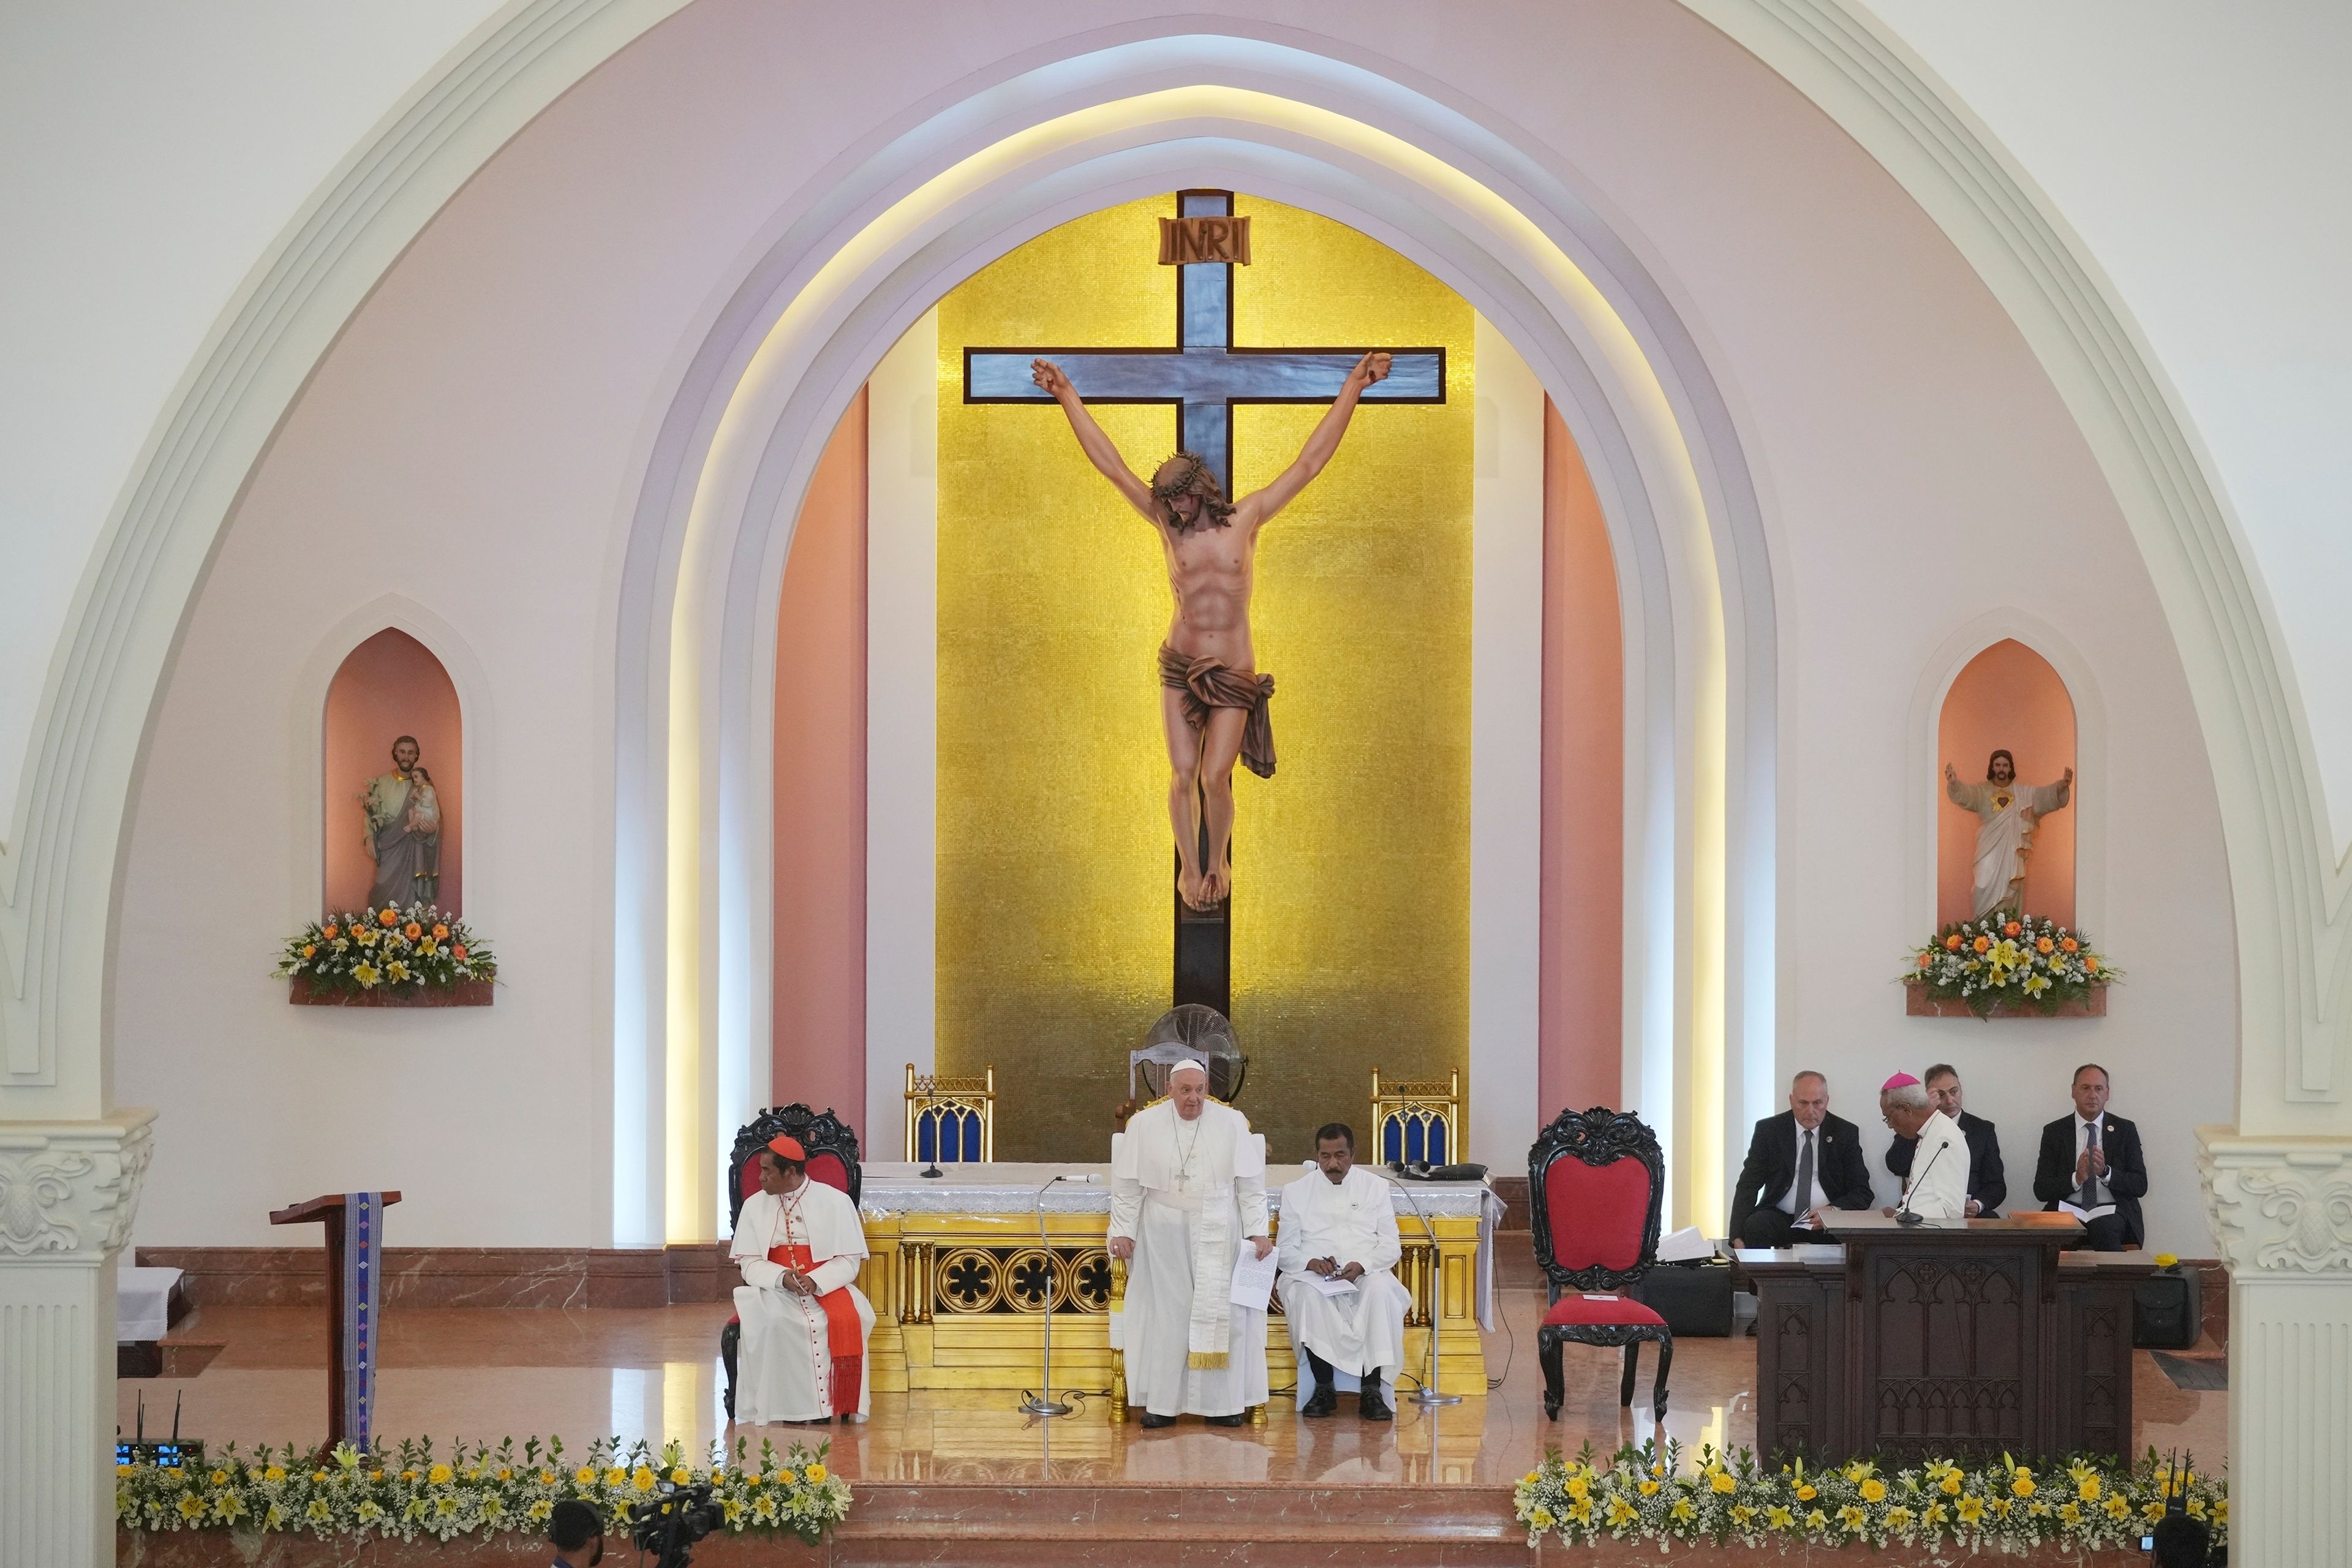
[621,66,1781,1240]
[1937,639,2076,927]
[1908,612,2106,945]
[322,628,464,915]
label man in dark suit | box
[1887,1063,2007,1216]
[2031,1062,2147,1250]
[1729,1071,1874,1247]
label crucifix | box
[965,190,1446,1014]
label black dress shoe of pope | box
[1358,1376,1393,1422]
[1205,1412,1248,1427]
[1140,1411,1177,1428]
[1301,1383,1338,1417]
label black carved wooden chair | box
[720,1103,861,1419]
[1529,1106,1671,1420]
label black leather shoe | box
[1205,1412,1248,1427]
[1359,1376,1393,1422]
[1140,1411,1176,1429]
[1301,1384,1338,1418]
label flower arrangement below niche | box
[277,902,496,1006]
[1904,912,2116,1019]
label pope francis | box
[727,1134,874,1424]
[1109,1060,1272,1427]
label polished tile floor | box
[122,1287,2227,1485]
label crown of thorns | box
[1150,451,1218,503]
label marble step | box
[832,1482,1534,1566]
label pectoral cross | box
[964,191,1446,1013]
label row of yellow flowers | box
[1515,1442,2220,1553]
[118,1436,848,1546]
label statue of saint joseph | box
[1033,350,1390,910]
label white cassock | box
[728,1180,874,1423]
[1899,1109,1973,1221]
[1109,1099,1270,1418]
[1276,1165,1411,1392]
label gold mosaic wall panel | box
[935,195,1472,1163]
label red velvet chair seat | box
[1542,1294,1665,1330]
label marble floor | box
[121,1287,2227,1485]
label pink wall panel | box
[772,390,869,1140]
[1539,400,1624,1120]
[1937,638,2077,927]
[322,628,462,914]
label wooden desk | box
[1740,1213,2149,1463]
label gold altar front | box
[854,1208,1487,1408]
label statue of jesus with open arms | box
[1033,350,1392,910]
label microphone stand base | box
[1409,1387,1464,1407]
[1018,1396,1076,1417]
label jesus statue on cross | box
[1033,350,1391,910]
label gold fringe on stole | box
[1188,1351,1231,1371]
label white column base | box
[0,1112,155,1567]
[2200,1127,2352,1564]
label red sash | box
[768,1243,863,1416]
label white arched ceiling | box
[608,53,1787,1242]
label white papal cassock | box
[728,1180,874,1423]
[1899,1108,1974,1221]
[1110,1099,1270,1417]
[1275,1165,1411,1386]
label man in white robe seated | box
[728,1134,873,1424]
[1877,1074,1972,1222]
[1109,1059,1272,1427]
[1276,1123,1406,1421]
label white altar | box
[851,1161,1501,1402]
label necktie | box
[2081,1120,2102,1207]
[1795,1129,1815,1218]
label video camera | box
[625,1480,724,1568]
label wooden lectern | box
[1741,1212,2150,1463]
[270,1194,399,1457]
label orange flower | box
[2061,937,2079,952]
[1917,954,1931,970]
[1944,935,1963,951]
[2086,956,2100,973]
[2037,937,2055,955]
[378,909,398,927]
[453,944,469,962]
[404,922,423,940]
[323,924,339,940]
[1973,935,1992,954]
[2003,921,2022,937]
[302,944,317,959]
[432,924,449,941]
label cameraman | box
[548,1500,605,1567]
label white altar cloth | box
[116,1265,182,1344]
[858,1161,1504,1329]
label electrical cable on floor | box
[1017,1386,1114,1419]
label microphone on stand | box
[1018,1173,1103,1417]
[1375,1165,1463,1406]
[1895,1140,1951,1227]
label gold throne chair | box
[903,1063,995,1164]
[1371,1066,1460,1166]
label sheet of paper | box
[1229,1246,1279,1310]
[1656,1225,1714,1262]
[1310,1275,1359,1297]
[2058,1201,2117,1222]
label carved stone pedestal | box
[0,1112,154,1566]
[2201,1128,2352,1564]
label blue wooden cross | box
[963,190,1446,496]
